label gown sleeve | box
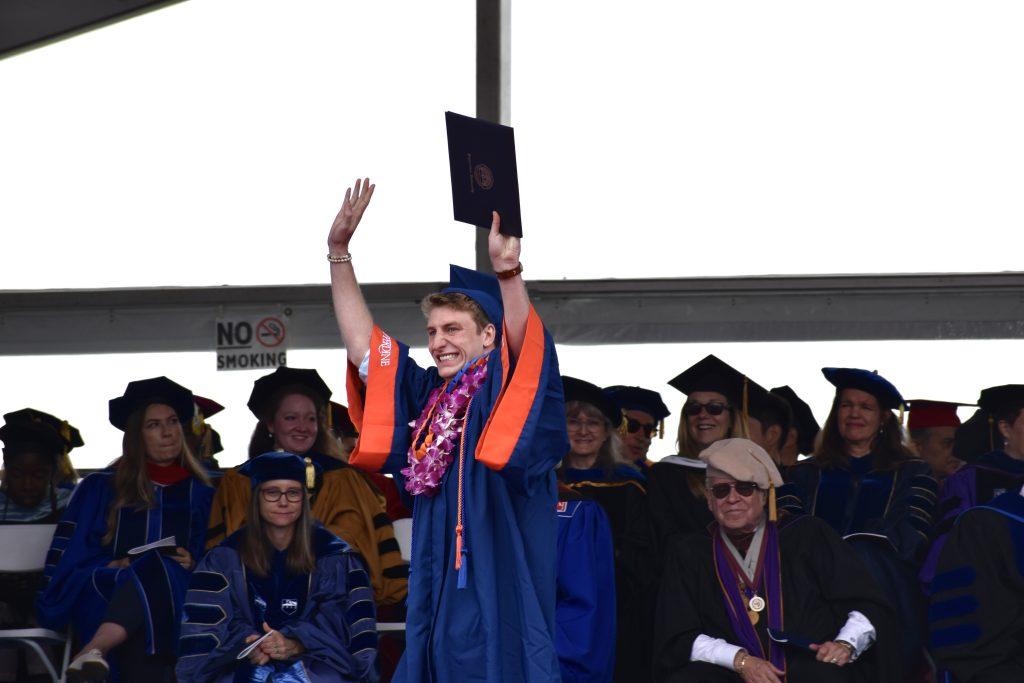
[474,306,570,496]
[556,500,617,683]
[36,473,113,630]
[176,547,259,682]
[652,535,708,681]
[928,506,1024,682]
[205,469,251,550]
[278,552,379,682]
[869,460,937,562]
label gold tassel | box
[192,407,205,437]
[305,456,315,490]
[325,405,334,435]
[618,412,628,437]
[898,404,905,426]
[658,420,664,439]
[769,484,777,523]
[988,414,995,451]
[742,377,750,434]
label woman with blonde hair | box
[558,376,654,682]
[177,451,377,682]
[37,377,214,682]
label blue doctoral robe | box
[176,524,378,683]
[346,307,568,682]
[928,488,1024,682]
[785,454,937,673]
[36,470,213,668]
[555,491,616,683]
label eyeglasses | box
[708,481,759,499]
[567,418,605,432]
[683,401,730,417]
[261,487,303,503]
[625,418,657,438]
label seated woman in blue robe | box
[176,451,378,683]
[921,385,1024,591]
[784,368,937,676]
[36,376,214,682]
[558,376,656,683]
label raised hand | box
[328,178,376,253]
[487,211,520,272]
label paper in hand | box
[237,631,273,660]
[127,535,177,556]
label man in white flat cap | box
[653,439,901,683]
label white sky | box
[2,1,1023,468]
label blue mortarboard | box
[442,264,504,328]
[239,451,322,490]
[604,385,671,422]
[445,111,523,237]
[109,376,195,431]
[821,368,905,411]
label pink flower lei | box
[401,356,489,496]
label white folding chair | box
[0,523,72,683]
[377,517,413,633]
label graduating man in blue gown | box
[326,179,569,681]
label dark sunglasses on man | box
[682,400,731,417]
[624,418,657,438]
[707,481,759,499]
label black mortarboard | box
[209,428,224,456]
[0,408,84,454]
[977,385,1024,418]
[821,368,905,411]
[445,111,522,237]
[770,386,821,455]
[329,402,359,438]
[441,264,504,328]
[604,386,671,421]
[746,385,793,433]
[953,409,993,462]
[247,367,332,418]
[563,376,624,427]
[667,355,748,407]
[109,376,195,431]
[239,451,321,490]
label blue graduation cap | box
[239,451,322,490]
[442,264,504,328]
[821,368,905,411]
[604,386,671,422]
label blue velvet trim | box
[929,623,982,649]
[346,599,375,623]
[350,630,378,653]
[931,566,975,594]
[178,633,220,657]
[55,520,76,539]
[183,602,227,626]
[189,570,229,593]
[928,595,979,622]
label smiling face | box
[705,473,767,533]
[142,403,184,465]
[426,306,496,379]
[567,403,610,459]
[685,391,732,449]
[258,479,304,530]
[836,388,883,448]
[269,393,318,455]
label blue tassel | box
[457,550,468,589]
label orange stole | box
[347,326,400,473]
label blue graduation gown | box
[176,524,378,682]
[555,493,616,683]
[928,489,1024,681]
[36,470,213,661]
[346,307,568,682]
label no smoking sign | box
[216,316,288,371]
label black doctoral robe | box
[647,458,714,552]
[653,514,901,683]
[928,490,1024,683]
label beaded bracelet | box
[327,252,353,264]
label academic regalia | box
[36,469,214,667]
[346,299,567,682]
[207,453,409,607]
[176,524,378,682]
[648,457,714,549]
[0,487,70,523]
[928,488,1024,682]
[555,486,616,683]
[654,513,901,683]
[561,464,656,683]
[920,450,1024,591]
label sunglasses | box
[708,481,759,499]
[625,418,657,438]
[682,401,731,417]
